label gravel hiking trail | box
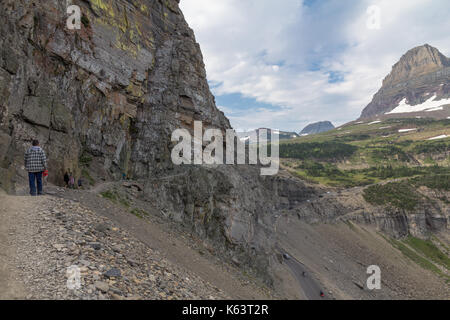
[0,185,272,300]
[0,191,28,299]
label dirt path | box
[88,182,116,194]
[0,190,235,300]
[5,181,273,300]
[56,186,274,300]
[0,192,27,299]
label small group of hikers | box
[24,140,83,195]
[64,171,83,189]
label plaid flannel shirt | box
[24,146,47,173]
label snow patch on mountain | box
[427,135,448,140]
[386,95,450,114]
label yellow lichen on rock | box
[126,82,144,99]
[140,4,149,15]
[114,39,140,58]
[90,0,116,18]
[88,0,154,58]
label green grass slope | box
[281,118,450,188]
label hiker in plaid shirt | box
[24,140,47,196]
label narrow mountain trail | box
[87,181,116,194]
[0,190,235,300]
[0,192,27,299]
[0,184,274,300]
[55,183,274,300]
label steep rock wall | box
[0,0,230,188]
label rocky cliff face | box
[0,0,315,283]
[361,44,450,118]
[0,0,230,188]
[292,188,449,239]
[300,121,334,135]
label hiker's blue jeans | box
[28,172,43,196]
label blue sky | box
[180,0,450,132]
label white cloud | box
[180,0,450,131]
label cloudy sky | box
[180,0,450,132]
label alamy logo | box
[366,265,381,290]
[171,121,279,176]
[366,5,381,30]
[66,5,81,30]
[66,265,81,290]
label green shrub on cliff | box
[279,141,357,160]
[405,236,450,271]
[411,174,450,191]
[363,182,420,211]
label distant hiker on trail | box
[69,173,75,189]
[77,178,83,189]
[64,171,70,187]
[24,140,47,196]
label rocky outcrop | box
[140,166,316,281]
[383,44,449,87]
[290,189,449,239]
[361,44,450,118]
[300,121,334,135]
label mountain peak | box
[300,121,335,135]
[360,44,450,119]
[383,44,449,86]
